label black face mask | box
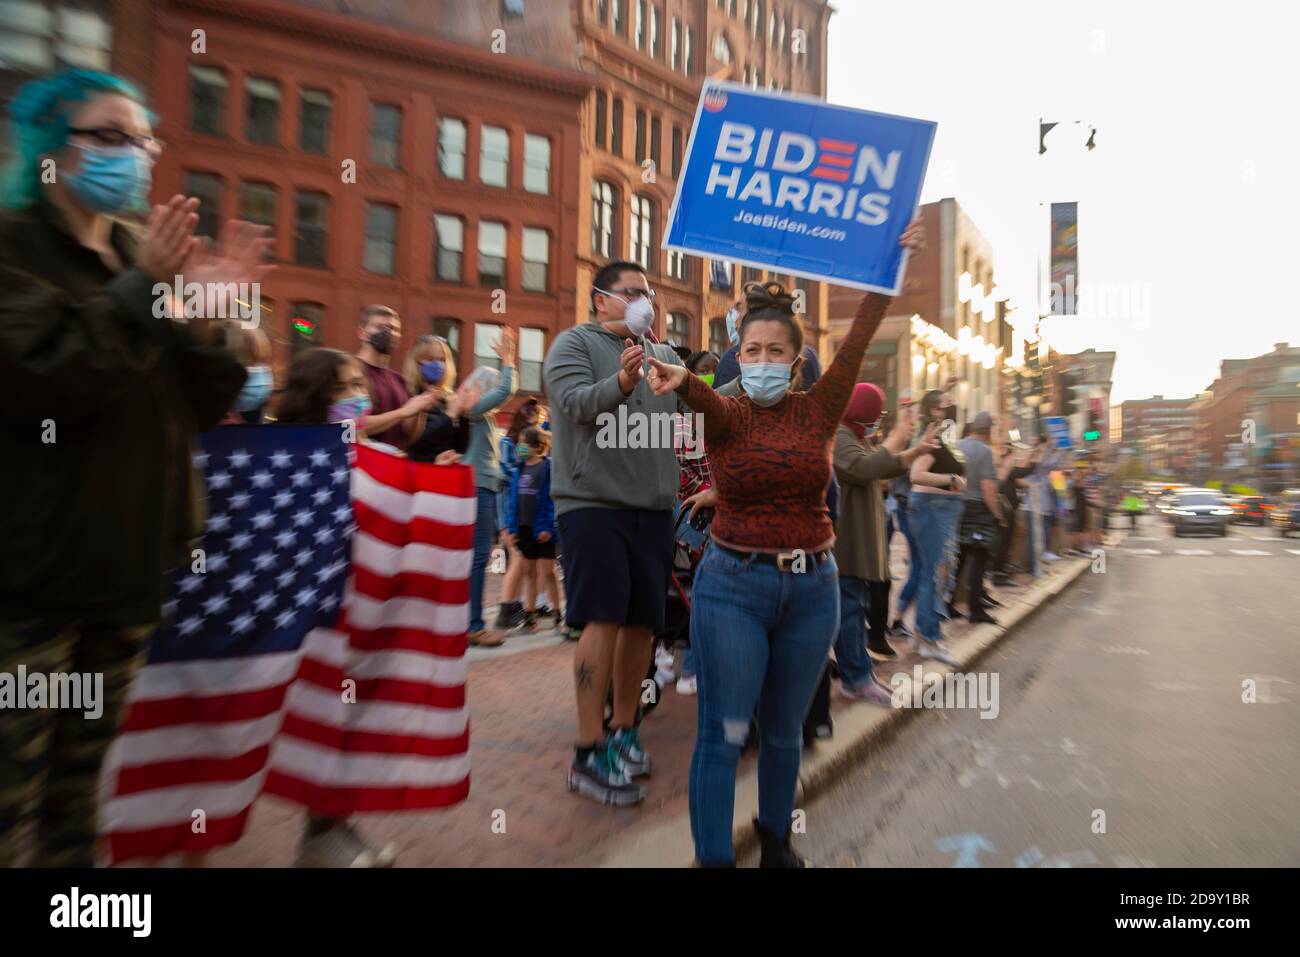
[369,329,395,355]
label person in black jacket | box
[0,68,267,866]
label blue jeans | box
[895,499,921,612]
[908,493,965,644]
[834,577,874,687]
[688,544,840,865]
[469,488,497,633]
[681,646,696,678]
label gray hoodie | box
[542,322,684,516]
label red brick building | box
[144,0,593,397]
[1196,342,1300,483]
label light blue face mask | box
[64,144,151,215]
[725,306,741,347]
[235,365,272,412]
[739,361,793,407]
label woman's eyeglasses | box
[68,127,165,155]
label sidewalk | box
[213,531,1115,867]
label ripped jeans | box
[687,542,840,865]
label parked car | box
[1270,489,1300,537]
[1170,489,1234,536]
[1231,495,1272,525]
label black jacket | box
[0,200,246,625]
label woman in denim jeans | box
[906,388,967,666]
[644,223,925,867]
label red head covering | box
[843,382,885,440]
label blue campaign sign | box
[663,82,936,295]
[1043,416,1072,449]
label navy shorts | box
[557,507,673,631]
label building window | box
[671,126,683,178]
[520,133,551,195]
[751,0,762,36]
[478,221,507,287]
[650,117,661,171]
[501,0,525,17]
[289,302,324,355]
[294,191,329,266]
[713,33,732,64]
[634,108,646,163]
[671,16,680,70]
[634,0,644,49]
[244,76,280,145]
[650,4,660,58]
[594,91,607,148]
[0,3,112,72]
[666,249,688,281]
[475,322,503,370]
[240,182,277,254]
[369,102,401,168]
[592,180,616,258]
[364,203,398,275]
[596,0,607,26]
[778,15,786,51]
[522,227,549,293]
[630,195,654,271]
[667,312,690,348]
[438,117,466,179]
[299,88,331,154]
[480,124,509,188]
[432,317,461,363]
[709,318,728,355]
[684,24,693,75]
[710,258,734,290]
[611,97,624,156]
[188,64,227,135]
[184,172,222,238]
[612,0,624,35]
[433,213,464,282]
[768,8,775,44]
[519,328,545,392]
[741,265,761,286]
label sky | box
[827,0,1300,403]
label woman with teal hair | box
[0,68,269,867]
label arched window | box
[712,33,733,64]
[592,180,617,258]
[630,194,655,271]
[666,311,691,348]
[709,318,729,356]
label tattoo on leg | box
[575,660,594,690]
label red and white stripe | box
[99,445,475,864]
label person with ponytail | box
[832,384,939,704]
[644,221,925,867]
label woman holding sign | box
[644,221,924,868]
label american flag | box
[99,426,474,864]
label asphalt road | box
[771,515,1300,868]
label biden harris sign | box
[663,83,936,295]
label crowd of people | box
[0,67,1116,869]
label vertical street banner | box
[663,81,936,294]
[1049,201,1079,315]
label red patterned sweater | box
[676,292,890,553]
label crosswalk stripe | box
[1286,549,1300,556]
[1229,549,1270,556]
[1125,548,1161,555]
[1175,549,1213,555]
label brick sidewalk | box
[211,541,1073,867]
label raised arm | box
[833,426,904,486]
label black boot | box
[754,818,806,868]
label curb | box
[596,532,1122,867]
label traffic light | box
[1060,371,1080,416]
[1084,400,1103,442]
